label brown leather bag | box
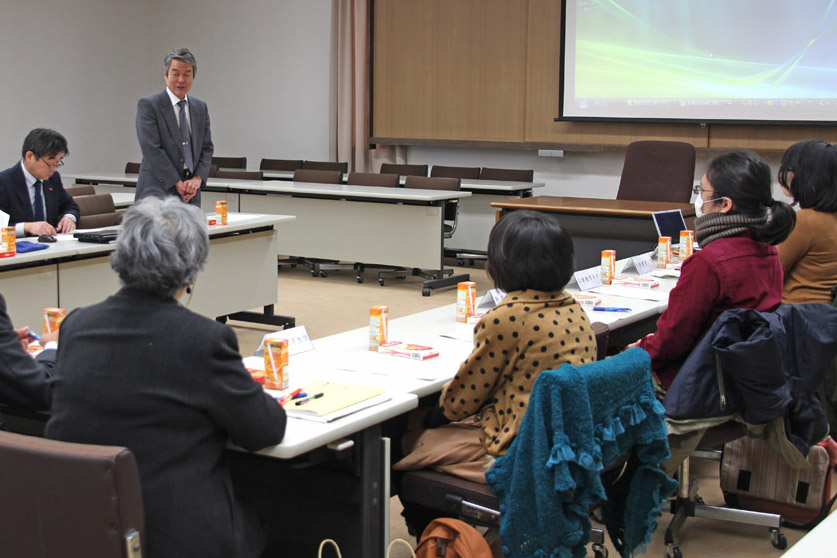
[414,518,492,558]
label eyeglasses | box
[692,184,704,195]
[40,157,65,170]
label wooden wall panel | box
[372,0,837,150]
[373,0,528,142]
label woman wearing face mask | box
[630,150,796,389]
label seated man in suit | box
[0,128,79,237]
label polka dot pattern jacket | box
[442,289,597,456]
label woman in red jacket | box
[633,151,796,389]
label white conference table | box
[0,213,295,329]
[68,171,543,262]
[68,172,475,295]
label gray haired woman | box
[46,197,286,558]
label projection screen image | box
[561,0,837,122]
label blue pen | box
[27,331,41,342]
[593,307,632,312]
[292,392,308,400]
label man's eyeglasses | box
[692,184,704,195]
[40,157,65,170]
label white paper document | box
[591,285,669,301]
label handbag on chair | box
[720,436,837,528]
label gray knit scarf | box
[694,212,768,248]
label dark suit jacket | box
[45,288,286,558]
[135,89,214,206]
[0,293,55,428]
[0,163,80,230]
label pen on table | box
[295,392,324,406]
[276,388,302,405]
[592,307,632,312]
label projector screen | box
[559,0,837,124]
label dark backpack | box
[414,517,492,558]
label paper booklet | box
[282,379,390,423]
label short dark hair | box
[778,140,837,212]
[705,150,796,245]
[164,47,197,76]
[21,128,68,160]
[486,210,574,293]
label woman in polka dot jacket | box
[394,210,597,485]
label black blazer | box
[135,89,214,205]
[0,293,55,428]
[0,163,80,229]
[46,288,286,558]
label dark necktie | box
[178,100,194,173]
[33,180,45,221]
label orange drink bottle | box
[456,281,476,323]
[43,308,66,333]
[679,230,694,260]
[0,227,15,258]
[369,305,389,351]
[657,236,672,268]
[215,200,228,226]
[264,338,289,390]
[600,250,616,285]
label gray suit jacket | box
[135,89,214,205]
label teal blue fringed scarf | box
[485,348,677,558]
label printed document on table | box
[590,285,669,301]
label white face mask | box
[694,195,722,218]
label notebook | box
[282,379,389,423]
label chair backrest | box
[124,162,141,174]
[479,167,534,182]
[293,169,343,184]
[211,156,247,169]
[300,160,349,173]
[76,194,121,229]
[591,322,610,362]
[259,158,304,171]
[347,172,400,187]
[208,164,219,177]
[65,185,96,197]
[380,163,428,177]
[616,140,696,203]
[430,165,481,179]
[0,430,144,558]
[214,169,264,180]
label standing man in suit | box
[135,47,214,206]
[0,128,79,237]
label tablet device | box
[652,210,687,244]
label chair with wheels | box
[430,165,481,180]
[0,430,145,558]
[398,334,675,558]
[380,163,428,177]
[662,303,837,558]
[377,176,469,296]
[75,193,122,228]
[616,141,696,203]
[211,156,247,169]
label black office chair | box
[214,169,263,180]
[377,176,469,296]
[430,165,481,180]
[380,163,428,177]
[346,172,400,187]
[616,141,696,203]
[293,169,343,184]
[300,160,349,174]
[211,156,247,169]
[478,167,534,182]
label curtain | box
[336,0,405,172]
